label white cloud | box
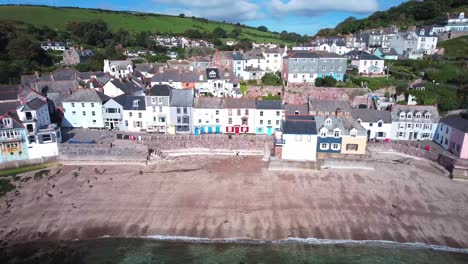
[152,0,262,21]
[270,0,379,16]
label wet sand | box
[1,155,468,248]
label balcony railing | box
[0,135,23,142]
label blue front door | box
[215,127,221,134]
[194,127,200,135]
[267,127,273,135]
[201,127,205,134]
[208,127,213,133]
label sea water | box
[1,237,468,264]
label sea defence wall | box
[368,142,468,180]
[0,156,58,170]
[57,134,273,164]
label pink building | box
[434,116,468,159]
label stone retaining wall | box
[0,156,58,170]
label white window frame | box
[320,143,329,150]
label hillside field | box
[438,36,468,59]
[0,5,286,44]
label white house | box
[196,68,241,98]
[263,47,283,73]
[344,50,385,75]
[62,89,110,129]
[351,109,392,140]
[16,97,61,159]
[222,98,256,134]
[103,59,134,78]
[193,97,224,135]
[144,84,172,133]
[277,115,318,161]
[103,79,144,97]
[118,95,147,132]
[102,98,124,130]
[254,100,283,135]
[390,105,439,141]
[415,28,438,55]
[232,52,245,78]
[244,48,266,71]
[41,42,67,51]
[16,97,50,134]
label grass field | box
[0,163,60,178]
[438,36,468,59]
[0,5,287,44]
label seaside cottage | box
[118,95,147,132]
[276,115,318,161]
[102,98,124,131]
[351,109,392,140]
[222,98,256,134]
[145,84,172,134]
[434,116,468,159]
[390,105,439,141]
[16,97,61,159]
[254,100,283,135]
[315,116,344,155]
[61,89,110,129]
[0,106,29,163]
[168,89,194,134]
[339,117,368,155]
[193,97,224,135]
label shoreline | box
[1,155,468,250]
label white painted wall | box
[123,110,147,132]
[282,134,318,161]
[358,121,392,140]
[254,109,283,135]
[62,102,105,128]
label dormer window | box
[209,71,216,78]
[333,129,340,138]
[320,128,327,137]
[325,118,332,125]
[415,112,421,119]
[2,117,12,127]
[294,110,299,115]
[424,113,431,120]
[407,112,412,119]
[350,129,357,137]
[399,112,405,119]
[133,100,139,107]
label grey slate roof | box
[63,89,110,103]
[283,118,317,135]
[19,97,47,111]
[284,103,309,115]
[0,85,20,101]
[151,71,200,82]
[391,105,440,123]
[146,84,172,96]
[194,97,224,109]
[345,50,383,60]
[110,80,143,95]
[256,100,282,110]
[351,109,392,123]
[440,116,468,133]
[315,116,366,136]
[244,48,265,60]
[309,99,351,113]
[34,80,79,94]
[170,89,194,107]
[231,52,244,60]
[114,95,146,111]
[224,98,256,109]
[0,101,21,116]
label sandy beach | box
[1,154,468,248]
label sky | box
[0,0,407,34]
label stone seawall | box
[368,142,468,180]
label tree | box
[230,27,241,38]
[257,26,268,32]
[178,13,185,18]
[212,27,227,38]
[261,73,282,86]
[315,76,337,87]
